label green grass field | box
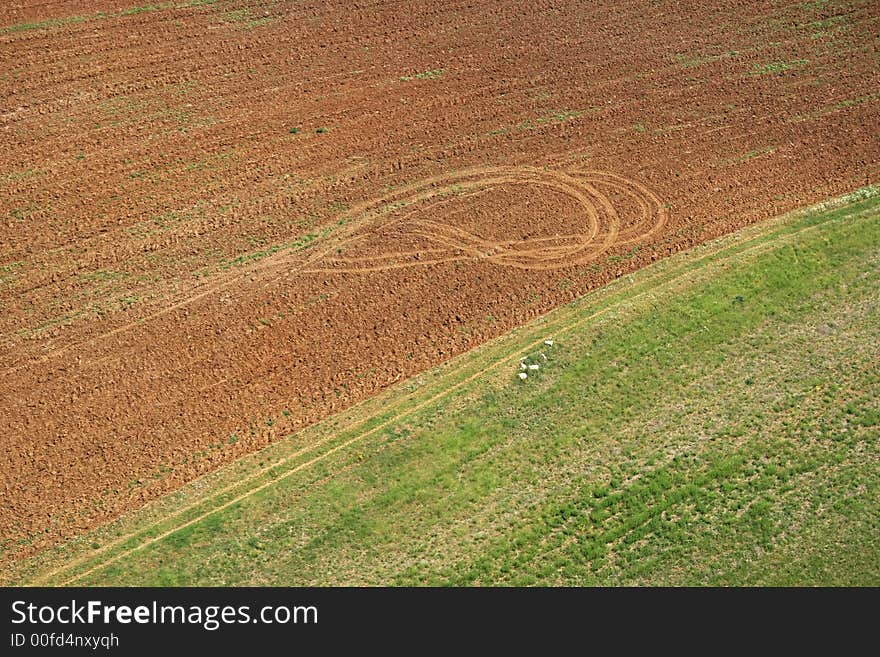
[10,189,879,586]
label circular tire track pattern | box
[305,167,668,273]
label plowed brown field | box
[1,0,878,563]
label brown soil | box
[1,0,878,562]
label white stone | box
[518,372,528,380]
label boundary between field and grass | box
[7,185,878,586]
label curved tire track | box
[304,167,667,274]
